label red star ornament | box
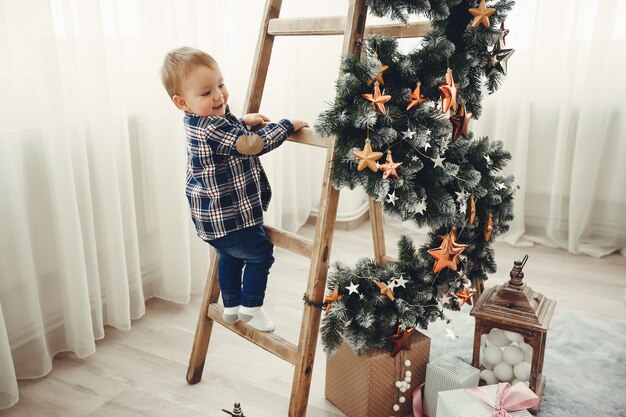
[352,139,383,172]
[406,81,428,110]
[450,102,472,140]
[469,0,496,28]
[362,81,392,115]
[438,68,459,114]
[324,286,343,313]
[374,280,395,301]
[387,326,416,357]
[379,150,403,180]
[455,287,477,306]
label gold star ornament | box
[362,81,392,115]
[353,138,383,172]
[468,194,476,224]
[427,228,469,273]
[368,64,389,86]
[469,0,496,28]
[374,280,395,302]
[406,81,428,110]
[484,212,494,241]
[324,286,343,313]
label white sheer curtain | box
[0,0,336,409]
[473,0,626,257]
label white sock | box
[223,306,240,323]
[246,309,275,332]
[238,306,261,323]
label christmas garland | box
[311,0,517,356]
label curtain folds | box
[473,0,626,257]
[0,0,324,409]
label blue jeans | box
[208,225,274,308]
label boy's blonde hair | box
[161,47,218,98]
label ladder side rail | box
[244,0,283,114]
[287,1,369,415]
[186,252,221,384]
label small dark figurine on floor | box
[222,402,245,416]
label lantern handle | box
[516,254,529,276]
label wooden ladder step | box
[287,128,330,148]
[268,16,430,38]
[264,225,313,258]
[207,303,298,364]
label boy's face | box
[173,65,229,117]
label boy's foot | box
[238,307,275,332]
[223,306,240,323]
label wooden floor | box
[4,218,626,417]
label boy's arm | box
[203,117,294,157]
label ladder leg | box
[289,141,341,417]
[369,198,388,264]
[186,249,221,384]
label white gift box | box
[436,384,533,417]
[424,354,479,417]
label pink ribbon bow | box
[466,383,540,417]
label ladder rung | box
[287,127,330,148]
[264,225,313,258]
[268,16,430,39]
[207,303,298,365]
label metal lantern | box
[470,256,556,413]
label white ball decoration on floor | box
[478,327,533,385]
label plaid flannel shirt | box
[184,110,294,241]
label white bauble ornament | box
[395,381,402,388]
[405,376,411,383]
[405,370,412,377]
[504,330,524,343]
[393,404,400,412]
[514,362,531,382]
[405,360,412,366]
[480,369,498,385]
[493,362,514,382]
[511,378,520,385]
[502,345,524,365]
[399,396,406,403]
[487,328,512,347]
[400,387,407,393]
[483,345,503,365]
[482,360,495,370]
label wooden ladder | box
[185,1,430,415]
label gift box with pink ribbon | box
[435,382,540,417]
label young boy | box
[161,47,308,332]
